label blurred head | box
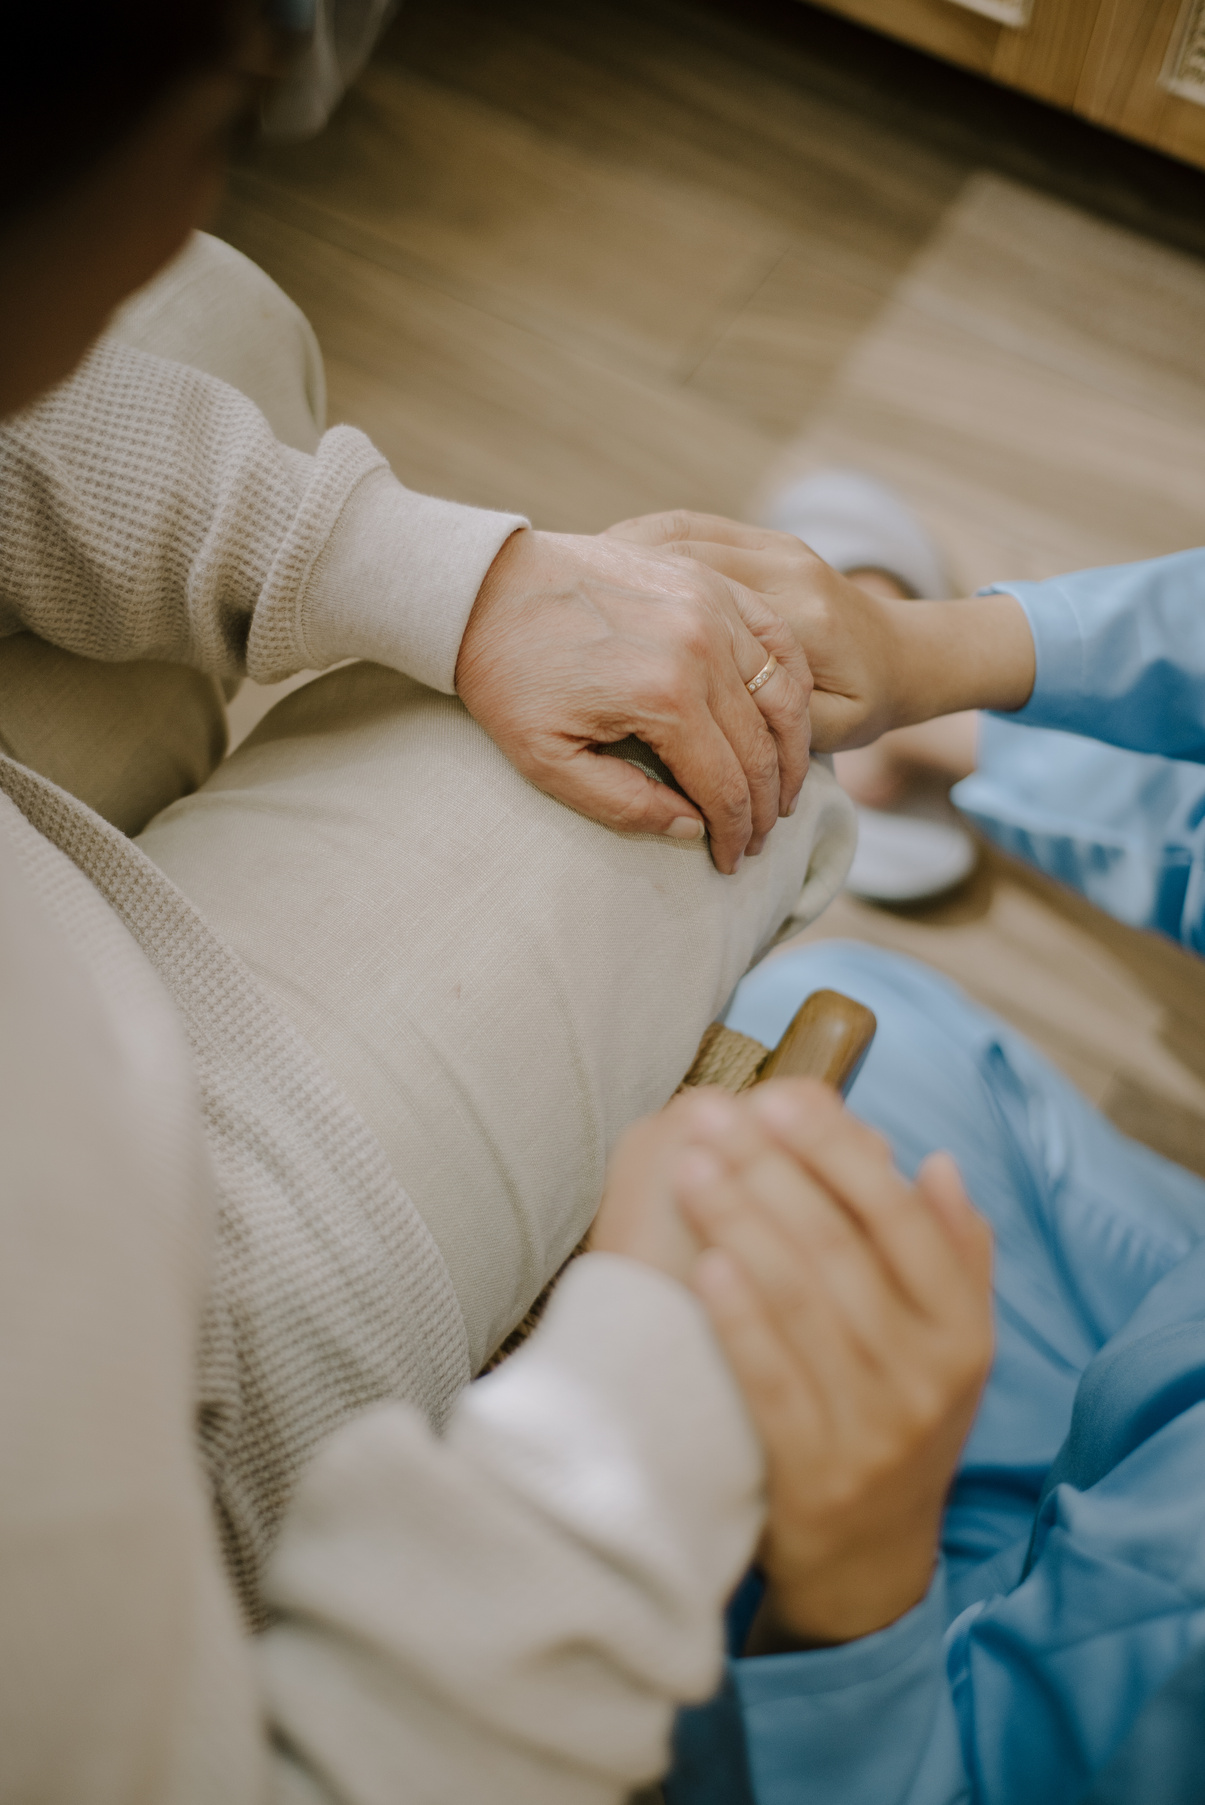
[0,1,297,419]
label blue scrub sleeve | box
[991,548,1205,761]
[726,1405,1205,1805]
[731,1573,971,1805]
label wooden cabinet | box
[806,0,1205,172]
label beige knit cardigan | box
[0,335,524,1615]
[0,338,764,1803]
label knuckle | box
[639,653,692,716]
[639,683,676,722]
[675,613,714,660]
[746,731,779,785]
[788,665,815,708]
[607,791,656,834]
[762,665,811,722]
[655,508,699,545]
[663,588,718,643]
[786,535,827,573]
[712,774,751,826]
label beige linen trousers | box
[115,234,856,1372]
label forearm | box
[0,335,524,688]
[879,550,1205,756]
[880,593,1036,729]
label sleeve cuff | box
[297,465,528,692]
[979,579,1084,726]
[732,1565,948,1707]
[451,1253,765,1597]
[727,1569,958,1805]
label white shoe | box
[763,468,951,599]
[762,468,975,903]
[845,806,977,904]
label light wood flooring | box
[217,0,1205,1176]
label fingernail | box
[667,817,705,841]
[787,794,799,816]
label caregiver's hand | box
[606,511,1035,751]
[455,526,812,873]
[678,1079,993,1649]
[592,1079,992,1646]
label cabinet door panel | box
[1080,0,1205,170]
[809,0,1103,107]
[992,0,1105,108]
[807,0,1205,172]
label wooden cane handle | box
[754,988,876,1097]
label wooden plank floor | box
[217,0,1205,1177]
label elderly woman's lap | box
[138,664,852,1368]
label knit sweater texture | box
[0,337,530,1616]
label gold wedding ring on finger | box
[745,652,778,696]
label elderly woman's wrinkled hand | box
[455,526,813,873]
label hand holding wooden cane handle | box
[484,990,876,1370]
